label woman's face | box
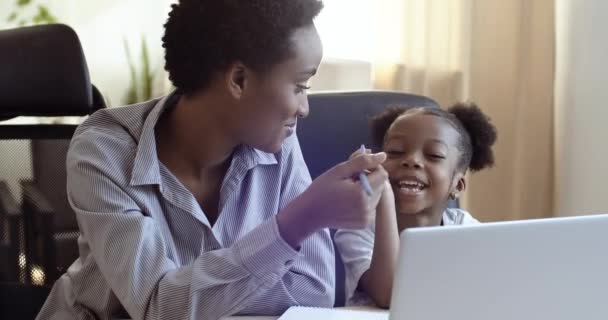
[234,24,323,153]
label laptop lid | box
[390,214,608,320]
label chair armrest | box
[0,180,20,218]
[0,181,24,282]
[0,180,21,246]
[20,181,54,218]
[0,282,51,319]
[20,181,56,284]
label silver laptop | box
[389,214,608,320]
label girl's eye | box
[386,150,404,157]
[427,154,446,161]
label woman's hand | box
[277,149,388,248]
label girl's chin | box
[395,202,427,216]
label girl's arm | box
[358,181,400,308]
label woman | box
[37,1,388,319]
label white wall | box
[61,0,172,106]
[555,0,608,216]
[3,0,378,104]
[312,59,373,91]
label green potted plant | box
[4,0,58,27]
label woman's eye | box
[295,84,311,94]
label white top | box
[334,208,479,306]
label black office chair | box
[0,181,21,283]
[0,24,106,289]
[301,91,440,178]
[0,282,51,319]
[300,90,454,306]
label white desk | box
[222,317,277,320]
[221,306,387,320]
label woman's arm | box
[67,131,308,319]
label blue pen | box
[358,144,373,197]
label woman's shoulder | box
[444,208,480,225]
[66,103,158,184]
[75,100,159,143]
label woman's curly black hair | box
[371,102,497,172]
[163,0,324,96]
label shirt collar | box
[129,94,175,186]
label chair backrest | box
[0,24,100,118]
[300,91,439,179]
[0,24,105,286]
[299,91,444,307]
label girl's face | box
[382,111,465,217]
[231,24,323,153]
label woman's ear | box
[226,62,248,99]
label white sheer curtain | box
[554,0,608,216]
[371,0,470,107]
[315,0,470,106]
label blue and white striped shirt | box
[37,95,335,320]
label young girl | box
[334,102,497,307]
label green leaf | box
[123,38,140,103]
[17,0,32,7]
[7,12,18,22]
[141,37,154,101]
[124,86,138,105]
[35,5,58,24]
[38,5,50,17]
